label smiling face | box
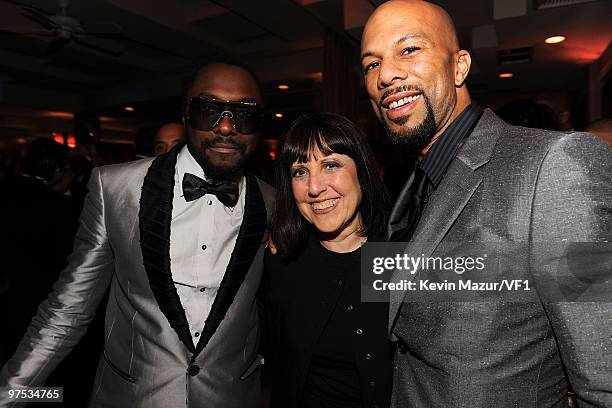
[155,122,185,156]
[291,147,363,242]
[361,0,471,156]
[186,63,262,181]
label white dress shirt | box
[170,145,245,347]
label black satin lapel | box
[193,174,267,357]
[139,148,195,353]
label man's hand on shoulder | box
[266,237,277,255]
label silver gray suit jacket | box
[388,110,612,408]
[0,147,275,408]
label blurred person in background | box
[248,144,276,186]
[154,122,186,156]
[50,153,94,218]
[133,126,156,159]
[496,98,560,131]
[0,138,78,364]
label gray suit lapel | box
[388,160,482,326]
[388,109,503,330]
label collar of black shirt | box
[419,102,483,188]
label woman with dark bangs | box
[261,112,392,408]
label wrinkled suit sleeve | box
[530,133,612,407]
[0,168,115,404]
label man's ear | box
[455,50,471,87]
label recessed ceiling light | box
[124,106,135,112]
[67,134,77,148]
[275,113,284,118]
[277,84,289,90]
[499,72,513,78]
[544,35,566,44]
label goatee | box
[187,141,248,182]
[382,95,436,159]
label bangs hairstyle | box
[272,112,388,259]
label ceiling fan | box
[8,0,125,56]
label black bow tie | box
[182,172,239,207]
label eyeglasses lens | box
[188,99,263,134]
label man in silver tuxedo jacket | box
[1,61,274,407]
[361,1,612,407]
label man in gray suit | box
[0,61,274,407]
[361,1,612,407]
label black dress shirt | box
[390,103,483,242]
[421,102,483,187]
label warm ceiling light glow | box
[275,113,284,118]
[67,134,77,148]
[545,35,566,44]
[42,111,74,119]
[52,133,65,144]
[499,72,513,78]
[124,106,135,112]
[16,137,27,144]
[308,71,323,82]
[277,84,289,90]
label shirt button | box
[346,304,354,311]
[207,200,213,205]
[201,244,207,250]
[337,279,344,286]
[200,288,205,293]
[356,328,363,335]
[369,380,376,387]
[365,353,372,360]
[187,364,200,376]
[194,332,200,337]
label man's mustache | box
[203,138,244,152]
[378,85,423,108]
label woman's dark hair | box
[272,112,388,258]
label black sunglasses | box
[185,96,264,134]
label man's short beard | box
[382,95,436,158]
[187,140,249,182]
[199,153,247,182]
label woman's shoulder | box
[264,246,288,272]
[263,238,325,284]
[262,244,315,302]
